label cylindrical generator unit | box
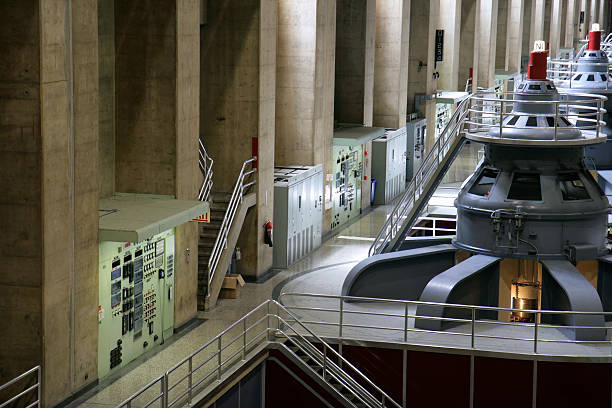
[549,28,612,169]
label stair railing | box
[0,366,41,408]
[369,98,470,256]
[273,301,403,408]
[198,139,214,202]
[207,157,257,292]
[116,299,401,408]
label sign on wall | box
[435,29,444,68]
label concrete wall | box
[522,0,532,68]
[0,0,42,392]
[496,0,508,70]
[71,0,100,393]
[200,0,275,279]
[373,0,411,127]
[335,0,371,124]
[458,0,476,90]
[99,0,115,198]
[174,0,201,327]
[438,0,462,91]
[115,1,177,195]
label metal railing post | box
[162,373,168,408]
[242,318,247,360]
[339,297,344,338]
[323,346,327,381]
[37,366,41,408]
[554,103,559,141]
[404,303,409,343]
[471,308,476,348]
[217,337,222,381]
[188,357,193,405]
[267,301,271,339]
[534,313,539,354]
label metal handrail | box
[465,90,607,144]
[198,139,214,202]
[206,156,257,291]
[547,58,612,90]
[369,98,470,256]
[0,366,41,408]
[117,299,401,408]
[278,292,612,356]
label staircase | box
[369,97,470,255]
[197,157,257,311]
[197,192,230,310]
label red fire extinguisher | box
[264,221,273,247]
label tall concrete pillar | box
[0,0,100,404]
[459,0,477,90]
[407,0,440,153]
[335,0,376,125]
[473,0,499,89]
[276,0,336,234]
[565,0,578,48]
[530,0,545,47]
[201,0,276,280]
[373,0,410,128]
[579,0,589,38]
[496,0,509,69]
[560,0,567,48]
[590,0,598,26]
[438,0,462,91]
[505,0,525,73]
[544,0,553,45]
[521,0,533,68]
[599,0,606,30]
[550,0,563,57]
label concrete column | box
[335,0,376,125]
[98,0,115,197]
[521,0,532,68]
[0,0,100,404]
[590,0,598,26]
[407,0,440,154]
[579,0,589,38]
[438,0,462,91]
[174,0,201,327]
[373,0,411,128]
[473,0,499,89]
[505,0,525,73]
[459,0,477,90]
[565,0,578,48]
[201,0,276,280]
[529,0,545,47]
[550,0,563,57]
[598,0,606,30]
[544,0,552,45]
[496,0,509,69]
[275,0,335,166]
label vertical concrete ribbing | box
[530,0,545,47]
[473,0,498,89]
[505,0,524,73]
[438,0,462,91]
[550,0,563,57]
[565,0,577,48]
[459,0,476,90]
[174,0,200,327]
[373,0,411,128]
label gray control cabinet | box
[371,128,407,205]
[273,165,323,268]
[405,118,426,182]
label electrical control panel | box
[273,165,323,268]
[405,118,427,182]
[331,144,363,230]
[371,128,407,205]
[435,102,452,139]
[98,229,175,380]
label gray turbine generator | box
[343,44,612,341]
[550,27,612,169]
